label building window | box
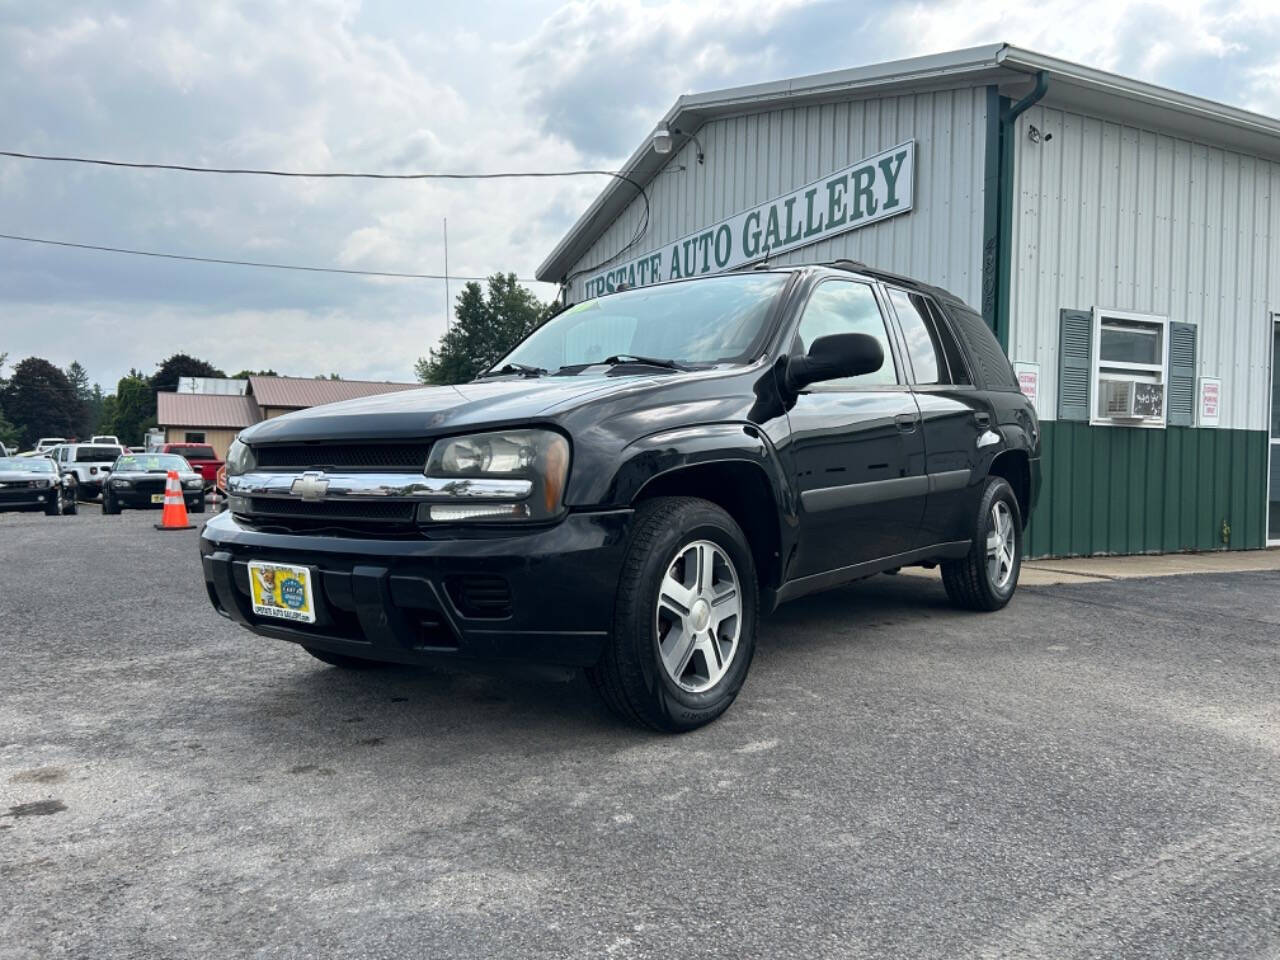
[1090,309,1169,428]
[185,431,206,443]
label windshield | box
[498,274,789,373]
[75,446,124,462]
[114,454,192,473]
[0,457,53,473]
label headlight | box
[226,438,256,477]
[183,477,203,489]
[113,479,132,489]
[423,429,570,522]
[30,479,50,489]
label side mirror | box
[785,333,884,392]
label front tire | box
[190,495,206,514]
[588,497,758,733]
[303,646,385,670]
[44,486,63,516]
[942,476,1022,611]
[102,490,121,515]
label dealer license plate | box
[247,561,317,624]
[150,493,165,504]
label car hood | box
[0,471,54,481]
[241,375,663,443]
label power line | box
[0,149,629,184]
[0,232,544,283]
[0,148,654,285]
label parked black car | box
[103,453,206,514]
[0,456,78,515]
[202,262,1040,731]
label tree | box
[0,403,19,450]
[416,273,554,385]
[64,361,94,437]
[151,353,226,401]
[230,369,279,380]
[0,357,82,448]
[97,372,155,447]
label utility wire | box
[0,232,542,283]
[0,147,653,288]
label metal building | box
[537,43,1280,558]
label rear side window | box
[75,446,123,462]
[886,287,973,386]
[887,288,941,383]
[923,299,973,385]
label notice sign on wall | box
[1198,377,1222,426]
[583,141,916,298]
[1014,362,1040,412]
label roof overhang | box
[537,43,1280,284]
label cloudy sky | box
[2,0,1278,391]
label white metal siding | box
[564,88,990,309]
[1009,103,1280,432]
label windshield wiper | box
[600,354,690,371]
[479,362,545,379]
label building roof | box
[156,392,260,429]
[537,43,1280,283]
[247,376,420,410]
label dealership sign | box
[583,141,915,298]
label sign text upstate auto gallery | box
[583,141,915,298]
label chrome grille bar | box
[228,472,532,501]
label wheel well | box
[634,461,782,591]
[989,450,1031,527]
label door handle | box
[974,411,991,428]
[895,413,919,433]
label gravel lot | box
[2,505,1277,959]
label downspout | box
[982,70,1048,350]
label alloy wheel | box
[985,500,1016,589]
[655,539,742,693]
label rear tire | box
[942,476,1022,611]
[303,646,385,670]
[587,496,758,733]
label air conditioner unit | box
[1100,377,1163,419]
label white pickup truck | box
[49,443,125,499]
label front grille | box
[446,575,513,619]
[246,497,417,524]
[255,442,431,472]
[130,478,167,495]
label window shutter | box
[1167,322,1197,426]
[1057,309,1092,421]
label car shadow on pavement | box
[224,571,962,745]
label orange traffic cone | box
[155,469,196,531]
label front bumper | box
[111,488,203,508]
[0,487,54,509]
[200,508,632,668]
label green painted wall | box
[1026,422,1270,558]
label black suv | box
[201,262,1040,731]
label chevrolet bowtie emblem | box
[291,471,330,501]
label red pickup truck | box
[160,443,223,490]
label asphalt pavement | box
[2,505,1277,959]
